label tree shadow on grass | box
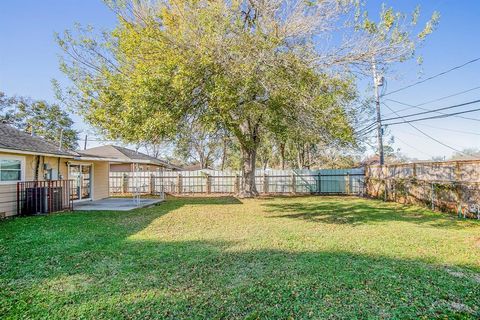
[1,237,479,319]
[1,196,479,319]
[263,197,478,229]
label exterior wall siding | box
[92,161,110,200]
[0,151,111,217]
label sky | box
[1,0,479,160]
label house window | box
[0,157,24,182]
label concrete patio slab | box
[73,197,164,211]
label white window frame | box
[0,155,26,185]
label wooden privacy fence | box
[109,168,365,196]
[366,160,480,218]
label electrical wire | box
[384,106,480,126]
[383,57,480,96]
[383,85,480,118]
[382,99,480,122]
[356,99,480,138]
[393,135,434,158]
[415,123,480,136]
[384,99,480,122]
[355,121,377,135]
[382,102,469,155]
[357,125,378,137]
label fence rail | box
[17,180,73,215]
[109,169,365,196]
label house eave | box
[0,147,75,158]
[74,155,152,163]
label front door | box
[69,164,92,201]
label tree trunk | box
[297,145,304,169]
[221,137,227,171]
[198,150,207,169]
[239,145,259,197]
[280,143,286,170]
[306,144,312,169]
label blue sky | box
[1,0,479,159]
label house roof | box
[0,123,76,157]
[182,163,212,171]
[79,145,181,170]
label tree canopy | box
[57,0,438,195]
[0,92,79,150]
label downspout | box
[57,157,61,179]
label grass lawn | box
[1,196,479,319]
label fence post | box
[384,179,387,201]
[122,173,129,194]
[263,173,269,194]
[291,173,296,194]
[383,165,388,201]
[234,174,240,194]
[177,173,182,194]
[318,172,322,194]
[150,174,155,195]
[393,179,396,202]
[454,161,462,212]
[206,174,211,194]
[346,172,350,194]
[431,182,435,210]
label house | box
[80,145,182,172]
[0,124,114,218]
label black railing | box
[17,180,73,215]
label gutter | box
[73,155,152,163]
[0,147,75,159]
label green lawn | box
[1,196,479,319]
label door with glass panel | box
[69,164,92,201]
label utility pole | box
[372,59,384,165]
[84,135,88,150]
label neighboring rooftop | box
[0,123,75,157]
[79,145,181,170]
[182,163,212,171]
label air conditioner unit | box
[22,187,63,215]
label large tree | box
[57,0,437,196]
[0,92,78,150]
[174,120,222,169]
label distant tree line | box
[0,91,78,150]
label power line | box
[355,121,377,135]
[358,95,480,136]
[382,102,469,155]
[383,57,480,97]
[384,105,480,126]
[393,135,434,158]
[357,125,378,137]
[415,123,480,136]
[356,98,480,137]
[383,99,480,122]
[382,99,480,122]
[383,85,480,118]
